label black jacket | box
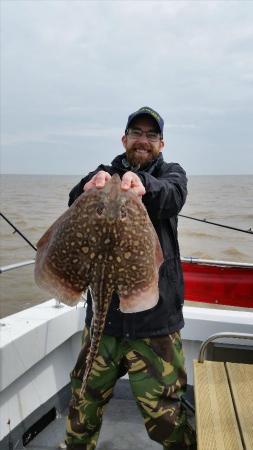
[68,152,187,338]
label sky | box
[1,0,253,175]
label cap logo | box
[138,107,161,122]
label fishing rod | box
[1,211,252,255]
[0,212,37,251]
[179,214,253,235]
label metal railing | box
[181,256,253,268]
[198,332,253,363]
[0,260,35,274]
[1,257,252,275]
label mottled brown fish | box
[35,174,163,393]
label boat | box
[182,256,253,308]
[1,256,252,449]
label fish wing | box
[112,190,164,313]
[34,191,98,305]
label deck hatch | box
[22,407,56,446]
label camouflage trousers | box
[65,326,196,450]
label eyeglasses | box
[126,128,161,142]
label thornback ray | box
[34,173,163,393]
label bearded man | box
[64,107,196,450]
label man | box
[64,107,196,449]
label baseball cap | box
[125,106,164,138]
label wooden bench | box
[193,333,253,450]
[194,360,253,449]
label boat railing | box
[1,257,253,274]
[1,257,252,309]
[0,259,35,274]
[181,256,253,268]
[198,332,253,362]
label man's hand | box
[121,171,146,197]
[84,170,145,197]
[83,171,112,191]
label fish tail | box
[80,298,110,395]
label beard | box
[125,144,160,168]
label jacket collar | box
[111,152,164,175]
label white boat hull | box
[0,299,252,443]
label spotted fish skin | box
[35,173,163,392]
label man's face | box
[122,115,164,168]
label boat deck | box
[25,381,195,450]
[27,398,161,450]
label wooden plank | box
[194,360,243,450]
[226,362,253,450]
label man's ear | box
[159,140,165,151]
[122,135,127,148]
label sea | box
[1,174,253,319]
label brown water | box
[1,174,252,318]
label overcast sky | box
[1,0,253,175]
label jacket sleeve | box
[138,163,187,219]
[68,165,112,207]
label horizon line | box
[1,172,253,177]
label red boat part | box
[182,260,253,308]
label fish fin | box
[34,259,88,306]
[119,276,159,313]
[35,194,96,305]
[36,213,65,249]
[154,229,164,269]
[116,220,163,313]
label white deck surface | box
[26,399,163,450]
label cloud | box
[1,0,253,174]
[2,126,123,146]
